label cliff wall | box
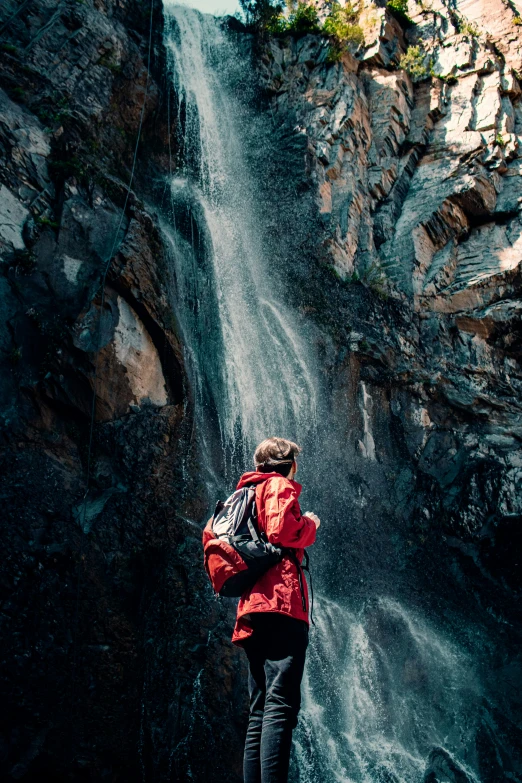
[1,0,521,781]
[252,3,522,778]
[258,0,522,606]
[0,1,246,780]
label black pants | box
[243,613,309,783]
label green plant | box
[99,53,122,74]
[239,0,286,31]
[324,1,359,31]
[494,132,506,148]
[388,0,408,12]
[240,0,323,34]
[326,45,343,63]
[387,0,414,25]
[94,174,125,205]
[323,1,364,57]
[9,347,22,365]
[36,100,72,126]
[459,19,480,37]
[36,215,59,230]
[54,110,71,123]
[428,64,458,84]
[323,1,364,61]
[399,45,429,81]
[48,156,87,180]
[514,15,522,26]
[325,263,343,281]
[266,11,288,33]
[2,43,18,54]
[356,258,389,299]
[287,1,321,34]
[36,107,51,123]
[369,279,390,300]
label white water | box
[294,598,481,783]
[162,4,318,467]
[160,7,487,782]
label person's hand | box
[305,512,321,529]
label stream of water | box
[161,5,486,781]
[162,3,318,479]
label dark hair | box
[254,437,301,478]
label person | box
[232,437,320,783]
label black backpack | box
[208,485,284,597]
[204,485,313,619]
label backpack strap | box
[285,549,314,624]
[300,550,314,626]
[246,516,262,546]
[245,484,263,545]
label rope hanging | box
[70,0,156,742]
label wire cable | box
[70,0,156,757]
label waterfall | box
[162,3,318,472]
[293,598,481,783]
[160,6,488,783]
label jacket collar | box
[236,471,302,497]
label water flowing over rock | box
[0,0,521,782]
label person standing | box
[232,437,320,783]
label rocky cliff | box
[258,0,522,580]
[255,2,522,779]
[261,2,522,596]
[1,0,522,781]
[0,1,246,780]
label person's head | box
[254,437,301,479]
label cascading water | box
[162,3,319,476]
[160,6,492,783]
[293,598,481,783]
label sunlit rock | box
[113,296,168,409]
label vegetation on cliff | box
[239,0,364,56]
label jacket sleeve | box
[262,478,317,549]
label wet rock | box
[424,746,478,782]
[0,1,245,781]
[111,295,167,409]
[260,11,522,779]
[2,0,522,781]
[0,184,29,251]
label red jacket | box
[231,471,316,645]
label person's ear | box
[293,460,297,475]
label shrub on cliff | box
[286,1,321,34]
[399,45,429,81]
[386,0,414,26]
[239,0,286,32]
[323,1,364,60]
[264,1,321,35]
[241,0,363,49]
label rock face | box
[1,0,522,781]
[258,0,522,570]
[0,1,246,781]
[254,2,522,780]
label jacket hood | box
[237,471,302,496]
